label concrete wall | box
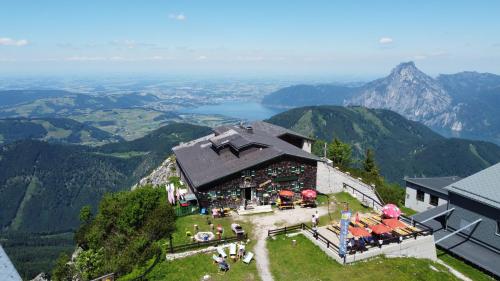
[347,235,437,263]
[316,161,383,210]
[405,187,447,213]
[302,231,437,264]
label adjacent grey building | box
[0,244,22,281]
[414,163,500,278]
[404,176,461,212]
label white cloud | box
[0,37,29,46]
[379,37,393,44]
[169,13,186,21]
[197,55,207,60]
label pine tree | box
[327,138,352,167]
[363,148,379,176]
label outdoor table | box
[360,218,377,226]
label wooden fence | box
[267,223,339,253]
[169,234,248,253]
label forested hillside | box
[262,84,358,108]
[0,123,210,233]
[267,106,500,182]
[0,123,211,279]
[0,117,123,145]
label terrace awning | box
[348,226,371,237]
[369,224,392,234]
[382,219,406,229]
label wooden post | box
[169,235,174,253]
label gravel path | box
[237,206,329,281]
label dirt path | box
[237,206,329,281]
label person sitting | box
[214,254,223,264]
[212,208,219,219]
[219,259,230,272]
[359,237,367,252]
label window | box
[416,190,425,202]
[496,221,500,236]
[429,195,439,206]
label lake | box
[179,101,284,121]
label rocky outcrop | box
[30,273,49,281]
[132,156,176,189]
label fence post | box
[284,226,287,235]
[169,235,174,253]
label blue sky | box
[1,0,499,78]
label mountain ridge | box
[262,62,500,144]
[266,105,500,183]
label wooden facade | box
[184,155,317,208]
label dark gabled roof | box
[0,244,22,281]
[251,121,315,141]
[445,162,500,209]
[405,176,461,196]
[173,121,319,190]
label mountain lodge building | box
[172,121,318,208]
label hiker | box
[237,243,246,260]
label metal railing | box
[267,219,433,257]
[342,183,383,210]
[302,224,339,253]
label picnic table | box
[360,217,378,226]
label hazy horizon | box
[2,1,500,77]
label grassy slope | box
[316,192,372,227]
[437,249,494,281]
[120,214,259,281]
[268,234,459,281]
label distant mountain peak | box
[389,61,427,81]
[347,61,452,122]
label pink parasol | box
[382,204,401,219]
[300,189,317,199]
